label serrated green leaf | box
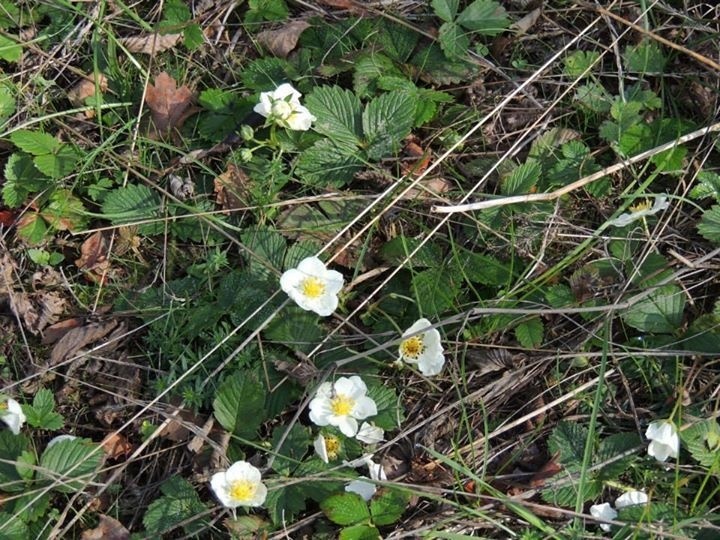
[438,21,469,59]
[411,44,478,85]
[380,236,442,268]
[10,130,60,155]
[241,57,296,91]
[11,492,50,524]
[690,171,720,201]
[362,91,415,160]
[376,20,419,63]
[549,421,590,466]
[621,284,686,334]
[101,184,163,235]
[39,438,102,493]
[456,0,509,36]
[212,371,266,439]
[502,160,541,195]
[33,146,80,178]
[680,419,720,468]
[515,318,543,349]
[0,512,29,540]
[265,484,308,525]
[17,212,48,245]
[321,492,371,526]
[412,266,461,317]
[563,50,600,79]
[340,524,381,540]
[23,389,64,430]
[269,424,311,475]
[0,34,20,62]
[541,477,602,508]
[574,82,612,113]
[452,249,513,286]
[0,431,29,492]
[0,1,20,29]
[595,432,641,478]
[370,489,409,525]
[545,284,575,308]
[366,383,404,431]
[246,0,288,22]
[432,0,459,22]
[624,40,666,73]
[698,205,720,244]
[295,138,364,187]
[42,189,88,232]
[266,307,322,353]
[241,226,287,276]
[353,53,401,98]
[143,477,208,536]
[306,86,362,148]
[0,84,15,123]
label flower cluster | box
[590,490,648,532]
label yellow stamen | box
[330,394,355,416]
[301,277,326,299]
[630,199,652,213]
[228,479,256,502]
[400,336,424,359]
[325,436,341,459]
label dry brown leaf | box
[257,20,310,58]
[0,253,16,295]
[316,0,366,12]
[213,163,250,213]
[401,138,432,177]
[50,319,119,365]
[145,72,195,134]
[187,416,215,453]
[81,514,130,540]
[511,7,542,36]
[10,291,66,334]
[75,231,112,283]
[42,317,84,345]
[67,74,108,118]
[119,33,182,55]
[101,433,134,459]
[529,454,563,488]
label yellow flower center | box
[301,277,326,299]
[325,436,341,459]
[271,100,293,119]
[400,336,424,359]
[330,394,355,416]
[0,403,7,411]
[630,199,652,213]
[228,479,256,503]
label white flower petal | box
[314,434,329,463]
[272,83,302,103]
[1,398,25,435]
[356,422,384,444]
[352,396,378,420]
[47,434,77,448]
[646,420,679,462]
[336,416,358,437]
[589,502,617,532]
[280,257,344,316]
[210,461,266,508]
[615,490,648,509]
[345,478,376,501]
[399,319,446,376]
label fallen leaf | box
[101,433,134,459]
[529,454,563,488]
[187,416,215,453]
[511,7,542,36]
[273,358,318,386]
[0,210,16,227]
[0,253,16,295]
[168,174,195,200]
[316,0,366,12]
[144,72,195,135]
[10,291,66,335]
[119,33,181,55]
[213,163,250,213]
[75,231,109,273]
[257,20,310,58]
[42,317,84,345]
[50,319,120,365]
[81,514,130,540]
[401,138,432,177]
[67,74,108,118]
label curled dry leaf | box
[67,74,108,118]
[168,175,195,200]
[0,210,16,227]
[119,33,181,55]
[81,514,130,540]
[214,163,250,213]
[401,138,432,177]
[101,433,134,459]
[529,454,563,488]
[257,20,310,58]
[50,319,120,365]
[76,231,112,282]
[144,72,195,135]
[510,7,543,36]
[10,291,66,334]
[0,253,16,295]
[42,317,84,345]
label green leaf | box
[182,23,204,50]
[143,477,208,536]
[305,86,362,149]
[353,53,402,99]
[39,438,102,493]
[0,512,29,540]
[549,421,590,466]
[563,50,600,79]
[33,146,80,179]
[680,419,720,468]
[11,492,50,524]
[42,189,88,232]
[241,226,287,276]
[10,130,60,155]
[212,371,266,439]
[698,205,720,244]
[241,57,296,91]
[2,153,50,207]
[595,432,641,478]
[502,160,541,195]
[690,171,720,201]
[623,40,666,73]
[411,44,478,85]
[162,0,190,24]
[370,489,409,525]
[17,212,48,245]
[438,21,469,59]
[362,91,415,160]
[0,1,20,29]
[0,83,15,123]
[295,139,364,188]
[22,389,64,430]
[366,384,404,431]
[0,431,30,492]
[431,0,459,22]
[413,266,462,317]
[574,82,612,113]
[545,284,575,308]
[0,34,20,62]
[380,236,442,268]
[269,424,311,475]
[456,0,509,36]
[514,318,543,349]
[265,484,308,525]
[321,492,371,526]
[101,184,163,235]
[451,249,513,286]
[340,524,381,540]
[266,307,323,354]
[246,0,288,22]
[621,284,686,334]
[376,20,419,63]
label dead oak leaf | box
[213,163,250,213]
[81,514,130,540]
[145,72,195,135]
[257,20,310,58]
[119,33,182,55]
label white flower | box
[309,376,377,437]
[356,422,384,444]
[345,478,376,501]
[615,490,648,508]
[210,461,267,508]
[280,256,344,317]
[314,433,341,463]
[253,83,316,131]
[398,318,445,376]
[610,196,669,227]
[0,398,26,435]
[47,435,78,448]
[589,502,617,532]
[646,420,680,462]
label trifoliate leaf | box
[212,371,266,439]
[515,317,543,349]
[621,284,686,334]
[438,21,469,59]
[321,492,371,526]
[698,205,720,244]
[10,130,60,155]
[574,82,612,113]
[370,489,409,525]
[432,0,459,22]
[39,438,102,493]
[33,146,80,179]
[305,86,362,148]
[456,0,509,36]
[295,139,364,188]
[362,90,415,160]
[101,184,163,235]
[22,389,64,430]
